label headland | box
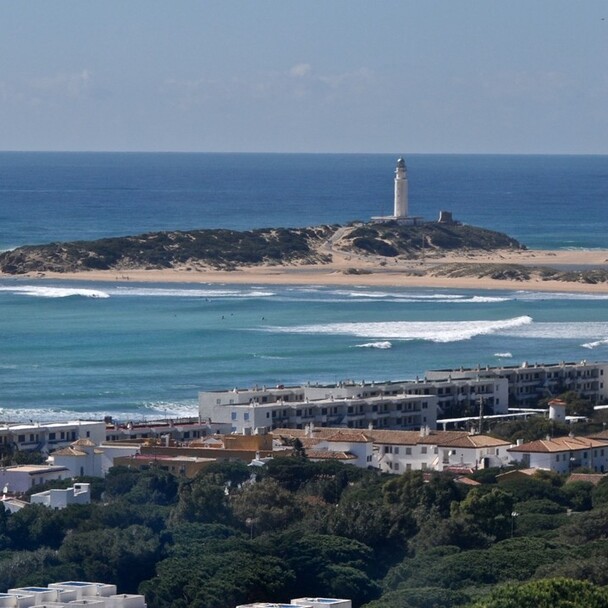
[2,221,608,293]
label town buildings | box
[1,582,146,608]
[508,435,608,473]
[426,360,608,407]
[272,427,512,473]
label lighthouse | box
[393,157,408,218]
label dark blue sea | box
[1,153,608,421]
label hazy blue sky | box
[1,1,607,153]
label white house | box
[0,465,69,494]
[30,482,91,509]
[308,431,374,467]
[49,439,140,478]
[508,435,608,473]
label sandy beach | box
[6,247,608,294]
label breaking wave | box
[582,338,608,350]
[354,341,393,349]
[271,315,533,343]
[0,285,110,298]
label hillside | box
[0,221,523,274]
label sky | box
[0,1,607,154]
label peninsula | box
[2,221,608,293]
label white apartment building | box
[508,435,608,474]
[0,421,106,455]
[200,391,436,434]
[427,360,608,407]
[198,375,513,434]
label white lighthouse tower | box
[393,157,408,218]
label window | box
[405,447,412,455]
[49,432,56,440]
[18,434,25,442]
[244,413,249,422]
[394,463,400,471]
[231,412,237,420]
[296,409,302,416]
[421,446,427,454]
[394,447,400,454]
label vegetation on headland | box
[0,221,523,274]
[431,262,608,285]
[0,226,335,273]
[3,450,608,608]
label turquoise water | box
[1,153,608,421]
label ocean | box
[1,153,608,422]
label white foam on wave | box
[0,400,199,424]
[317,290,509,304]
[494,352,513,358]
[513,291,608,301]
[109,286,274,298]
[582,338,608,350]
[354,341,392,349]
[330,290,465,300]
[270,315,533,343]
[0,285,110,298]
[500,321,608,340]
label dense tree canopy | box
[1,456,608,608]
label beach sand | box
[5,248,608,293]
